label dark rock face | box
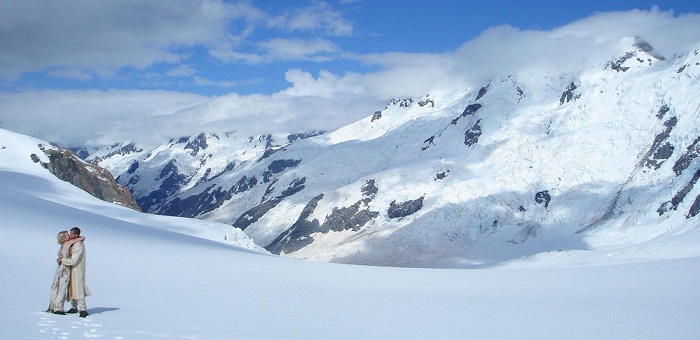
[287,131,326,143]
[658,169,700,216]
[422,136,435,151]
[158,175,259,217]
[387,196,424,219]
[126,160,139,174]
[32,144,140,211]
[435,171,449,180]
[259,147,283,161]
[475,85,489,101]
[657,105,670,119]
[386,98,414,108]
[184,133,209,156]
[70,147,90,159]
[266,179,380,254]
[560,82,579,104]
[138,160,189,213]
[231,175,258,195]
[535,190,551,208]
[233,177,307,230]
[256,135,285,162]
[451,103,482,125]
[159,185,228,217]
[464,120,482,147]
[418,96,434,107]
[361,179,378,198]
[607,38,665,73]
[688,194,700,218]
[90,143,143,164]
[159,161,188,191]
[371,111,382,122]
[609,52,635,72]
[643,117,677,170]
[323,199,378,232]
[673,136,700,176]
[263,159,302,182]
[645,142,675,170]
[266,194,324,255]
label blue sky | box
[1,1,700,147]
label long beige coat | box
[62,241,91,300]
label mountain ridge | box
[86,38,700,266]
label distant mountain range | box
[83,37,700,266]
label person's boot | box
[66,308,78,314]
[52,311,66,315]
[79,311,89,318]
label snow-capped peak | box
[607,36,666,72]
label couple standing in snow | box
[47,227,91,318]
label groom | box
[59,227,91,318]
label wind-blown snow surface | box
[2,127,700,338]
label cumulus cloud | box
[0,89,209,147]
[2,7,700,149]
[353,7,700,94]
[0,0,243,80]
[0,0,354,80]
[268,1,354,36]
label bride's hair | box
[56,231,68,245]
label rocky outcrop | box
[138,160,190,213]
[535,190,551,208]
[643,116,677,170]
[451,103,482,125]
[184,133,210,156]
[31,144,140,211]
[287,131,326,143]
[266,179,380,254]
[89,142,143,164]
[418,94,435,108]
[263,159,302,182]
[233,177,307,230]
[560,82,579,104]
[673,136,700,176]
[387,196,424,219]
[266,194,324,254]
[658,169,700,216]
[607,37,666,73]
[475,85,489,101]
[464,120,482,147]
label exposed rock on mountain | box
[387,197,424,219]
[89,38,700,266]
[31,143,140,211]
[607,36,666,72]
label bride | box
[47,230,85,315]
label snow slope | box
[2,124,700,338]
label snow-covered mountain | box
[0,128,262,252]
[90,37,700,266]
[3,122,700,339]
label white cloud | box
[166,65,198,78]
[268,1,354,36]
[0,89,209,147]
[0,0,355,80]
[0,0,268,80]
[2,8,700,149]
[259,38,341,61]
[193,77,240,88]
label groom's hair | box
[70,227,81,236]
